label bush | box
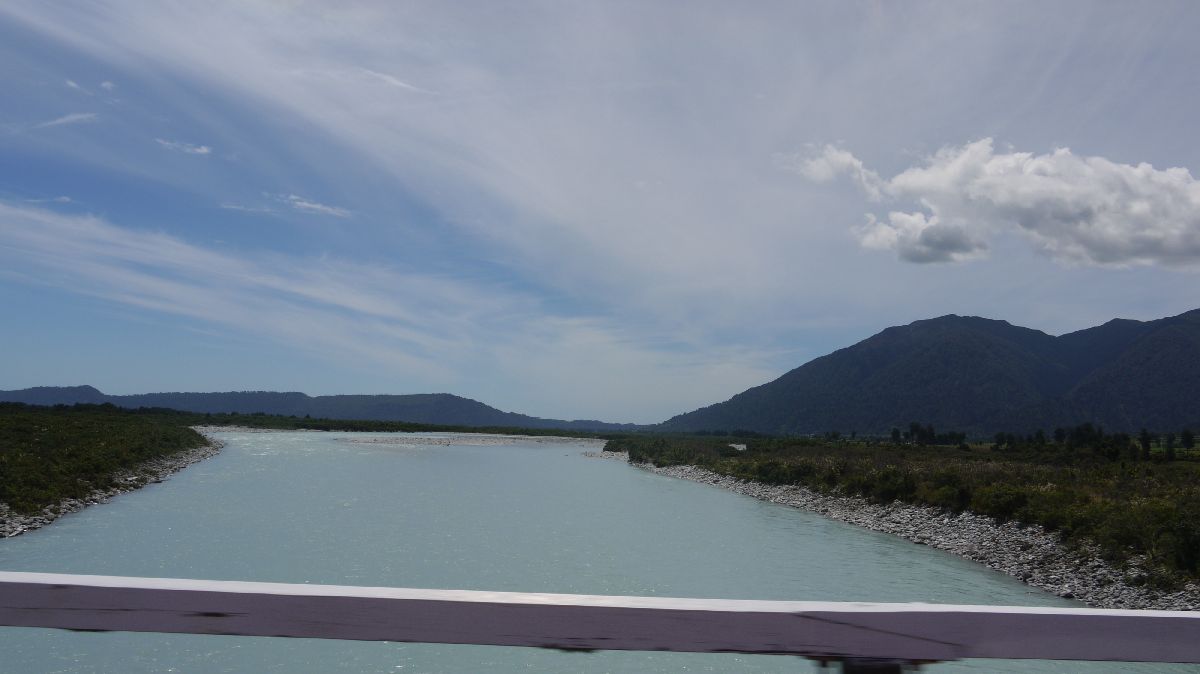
[970,485,1028,521]
[607,433,1200,583]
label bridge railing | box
[2,571,1197,672]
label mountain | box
[10,309,1199,436]
[661,309,1200,436]
[0,387,638,432]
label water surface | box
[0,431,1190,672]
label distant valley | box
[7,308,1199,437]
[0,387,640,432]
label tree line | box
[988,423,1196,462]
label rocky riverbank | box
[587,450,1200,611]
[0,430,224,539]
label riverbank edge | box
[586,450,1200,611]
[0,428,225,539]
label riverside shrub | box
[608,434,1200,583]
[0,403,207,513]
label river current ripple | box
[0,431,1191,673]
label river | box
[0,431,1192,672]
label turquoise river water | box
[0,431,1194,673]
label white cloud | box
[219,202,275,214]
[805,139,1200,267]
[785,146,884,201]
[856,212,988,264]
[0,2,867,330]
[156,138,212,155]
[64,79,84,92]
[359,68,429,93]
[34,111,97,128]
[100,80,115,91]
[274,193,351,218]
[5,2,1200,413]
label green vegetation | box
[1,402,609,514]
[608,429,1200,585]
[0,403,208,512]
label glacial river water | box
[0,431,1193,673]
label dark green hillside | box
[1063,313,1200,431]
[664,315,1067,435]
[118,390,312,416]
[302,393,541,426]
[661,309,1200,435]
[5,385,109,406]
[1055,317,1157,380]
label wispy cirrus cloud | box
[359,68,431,93]
[34,111,97,129]
[274,193,351,218]
[0,2,846,328]
[219,202,275,214]
[0,201,772,420]
[156,138,212,155]
[3,2,1200,415]
[6,3,1196,311]
[801,139,1200,267]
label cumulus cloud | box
[787,147,884,201]
[99,80,115,91]
[805,139,1200,267]
[156,138,212,155]
[857,212,988,264]
[34,111,97,128]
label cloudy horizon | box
[3,2,1200,423]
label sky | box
[2,1,1200,424]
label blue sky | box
[2,2,1200,423]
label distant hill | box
[661,309,1200,436]
[0,386,638,432]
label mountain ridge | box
[660,309,1200,435]
[8,309,1199,436]
[0,387,639,432]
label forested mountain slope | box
[662,309,1200,435]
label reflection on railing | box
[2,571,1198,673]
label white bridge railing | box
[2,571,1198,672]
